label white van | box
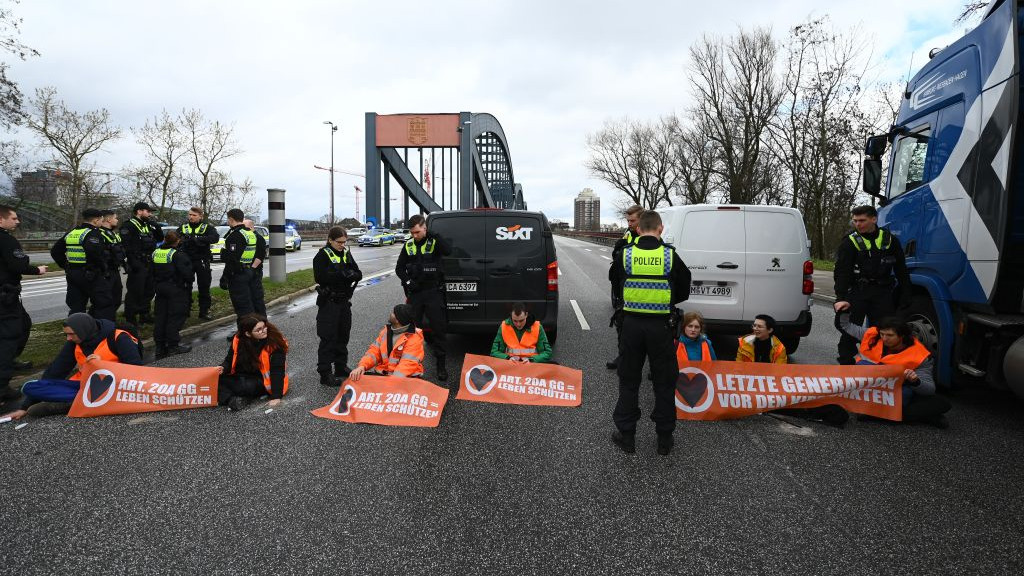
[659,204,814,352]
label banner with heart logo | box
[311,375,448,427]
[456,354,582,407]
[68,360,219,418]
[674,361,905,420]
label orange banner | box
[311,375,448,427]
[456,354,582,407]
[69,360,219,418]
[674,361,904,421]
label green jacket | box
[490,317,553,363]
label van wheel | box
[780,337,800,354]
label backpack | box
[107,323,145,361]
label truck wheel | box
[1004,336,1024,399]
[780,337,800,355]
[906,295,940,356]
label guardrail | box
[552,230,623,247]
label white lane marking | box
[584,248,592,252]
[570,299,591,331]
[558,268,562,276]
[601,255,611,260]
[600,248,608,252]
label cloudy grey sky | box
[6,0,966,224]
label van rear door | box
[742,208,807,322]
[677,207,746,321]
[485,214,548,321]
[430,215,487,322]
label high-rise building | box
[574,188,600,231]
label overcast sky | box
[6,0,967,225]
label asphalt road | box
[21,243,398,324]
[4,235,1024,575]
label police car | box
[211,225,269,262]
[358,229,395,247]
[285,227,302,251]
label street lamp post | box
[323,120,338,225]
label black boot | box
[168,344,192,356]
[334,363,352,380]
[656,433,674,456]
[612,430,635,454]
[198,310,212,321]
[155,345,169,360]
[436,357,449,382]
[320,372,341,387]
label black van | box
[428,209,558,342]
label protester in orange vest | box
[490,302,553,363]
[349,304,425,381]
[676,311,717,366]
[217,313,289,412]
[1,312,143,420]
[736,314,788,364]
[837,307,951,427]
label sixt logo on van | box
[495,224,533,240]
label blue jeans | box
[21,379,79,405]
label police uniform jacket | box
[833,227,911,305]
[100,227,126,273]
[177,221,220,261]
[50,223,107,272]
[396,232,452,293]
[610,235,691,316]
[151,247,194,288]
[222,224,257,276]
[0,227,43,287]
[313,245,362,299]
[119,216,163,265]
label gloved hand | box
[219,275,229,290]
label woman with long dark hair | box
[217,313,289,411]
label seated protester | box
[736,314,787,364]
[218,314,288,412]
[837,308,952,427]
[1,313,143,420]
[739,313,847,426]
[490,302,553,364]
[349,304,424,381]
[676,311,717,365]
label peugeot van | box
[659,204,813,352]
[427,209,559,342]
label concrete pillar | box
[267,188,286,283]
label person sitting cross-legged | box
[218,313,289,412]
[1,312,143,420]
[490,302,553,364]
[349,304,425,381]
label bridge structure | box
[363,111,526,227]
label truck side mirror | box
[863,158,885,203]
[865,135,888,158]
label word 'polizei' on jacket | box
[621,244,674,314]
[230,336,290,396]
[358,325,425,378]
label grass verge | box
[813,259,835,271]
[17,269,316,372]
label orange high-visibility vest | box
[72,329,137,381]
[676,339,712,368]
[501,320,541,358]
[357,326,425,378]
[856,327,930,370]
[231,337,290,396]
[736,334,787,364]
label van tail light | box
[802,259,814,295]
[547,261,558,291]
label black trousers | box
[408,287,448,358]
[154,283,189,347]
[903,394,952,422]
[251,266,266,316]
[109,272,123,319]
[66,268,115,321]
[837,284,897,364]
[227,269,257,317]
[191,259,211,314]
[316,295,352,375]
[124,260,155,320]
[217,373,265,405]
[0,299,31,385]
[615,314,677,435]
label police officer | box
[833,205,911,365]
[98,209,126,319]
[395,214,452,381]
[151,230,193,359]
[314,226,362,386]
[221,208,260,316]
[609,210,690,456]
[0,205,47,402]
[243,218,267,316]
[607,204,644,370]
[51,208,115,319]
[178,206,219,321]
[120,202,163,325]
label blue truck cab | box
[863,0,1024,397]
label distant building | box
[13,169,68,206]
[550,220,570,231]
[574,188,600,231]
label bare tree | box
[955,2,989,24]
[0,0,38,130]
[673,123,719,205]
[182,171,257,223]
[24,86,122,225]
[585,116,679,210]
[687,27,782,205]
[131,109,188,215]
[182,108,241,217]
